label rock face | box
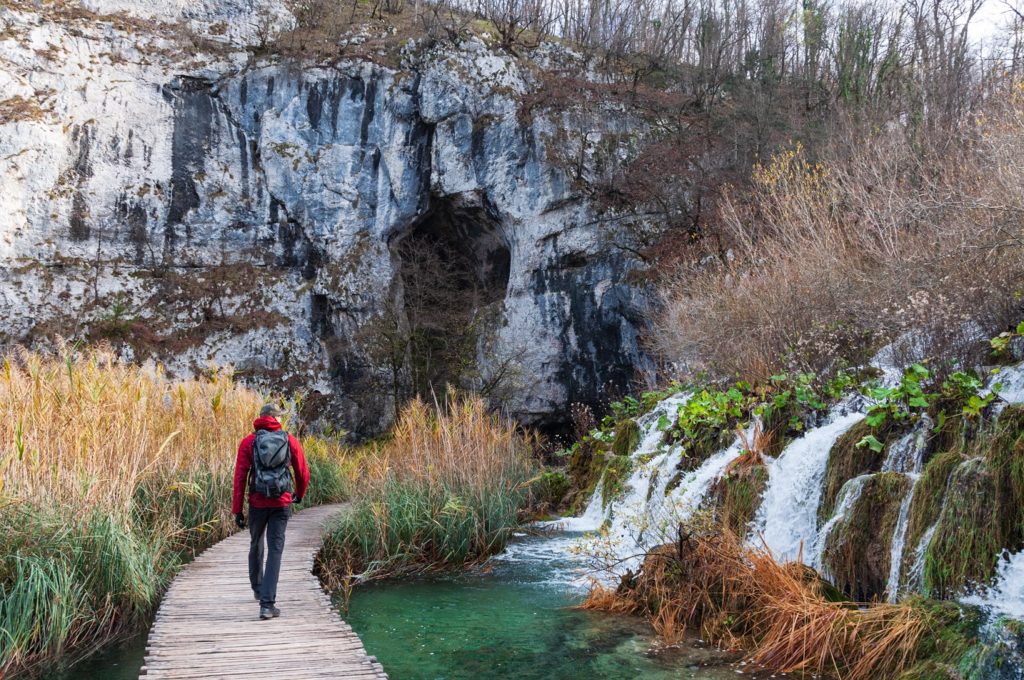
[0,0,653,436]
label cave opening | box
[392,194,511,400]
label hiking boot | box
[259,606,281,620]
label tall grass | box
[320,392,536,584]
[0,346,352,676]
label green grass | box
[321,477,526,579]
[708,463,768,536]
[922,458,1001,599]
[901,450,962,584]
[919,406,1024,599]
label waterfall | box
[549,391,748,575]
[586,435,744,574]
[552,480,605,532]
[962,549,1024,620]
[881,415,931,474]
[813,474,871,569]
[880,415,931,601]
[989,363,1024,405]
[756,410,863,563]
[885,478,918,602]
[907,522,938,592]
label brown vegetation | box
[583,521,931,679]
[652,87,1024,382]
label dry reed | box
[0,345,352,676]
[322,391,537,582]
[583,522,927,679]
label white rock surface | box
[0,1,653,435]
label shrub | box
[651,93,1024,384]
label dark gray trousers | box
[248,505,290,607]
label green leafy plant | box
[941,371,996,419]
[990,321,1024,359]
[674,387,747,441]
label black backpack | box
[251,429,293,498]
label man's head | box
[259,403,283,419]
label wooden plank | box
[140,504,386,679]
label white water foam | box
[547,481,606,532]
[756,410,863,563]
[962,550,1024,620]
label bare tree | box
[477,0,555,52]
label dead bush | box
[651,91,1024,382]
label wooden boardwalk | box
[140,504,387,679]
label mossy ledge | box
[707,462,768,536]
[818,418,905,525]
[822,471,911,600]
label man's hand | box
[235,512,246,529]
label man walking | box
[232,404,310,620]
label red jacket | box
[232,416,309,514]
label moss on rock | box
[600,454,634,508]
[679,426,736,472]
[987,404,1024,551]
[822,471,911,600]
[611,418,641,457]
[708,463,769,536]
[900,450,963,583]
[565,439,610,514]
[923,458,1001,599]
[818,418,903,525]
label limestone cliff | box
[0,0,654,435]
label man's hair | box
[259,403,283,418]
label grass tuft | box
[319,392,536,585]
[583,520,930,679]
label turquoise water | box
[344,533,752,680]
[41,634,145,680]
[45,534,756,680]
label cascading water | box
[907,522,938,592]
[989,362,1024,407]
[534,359,1024,614]
[962,549,1024,620]
[881,415,932,601]
[813,474,871,570]
[582,395,746,574]
[885,483,919,602]
[538,392,747,578]
[755,410,863,562]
